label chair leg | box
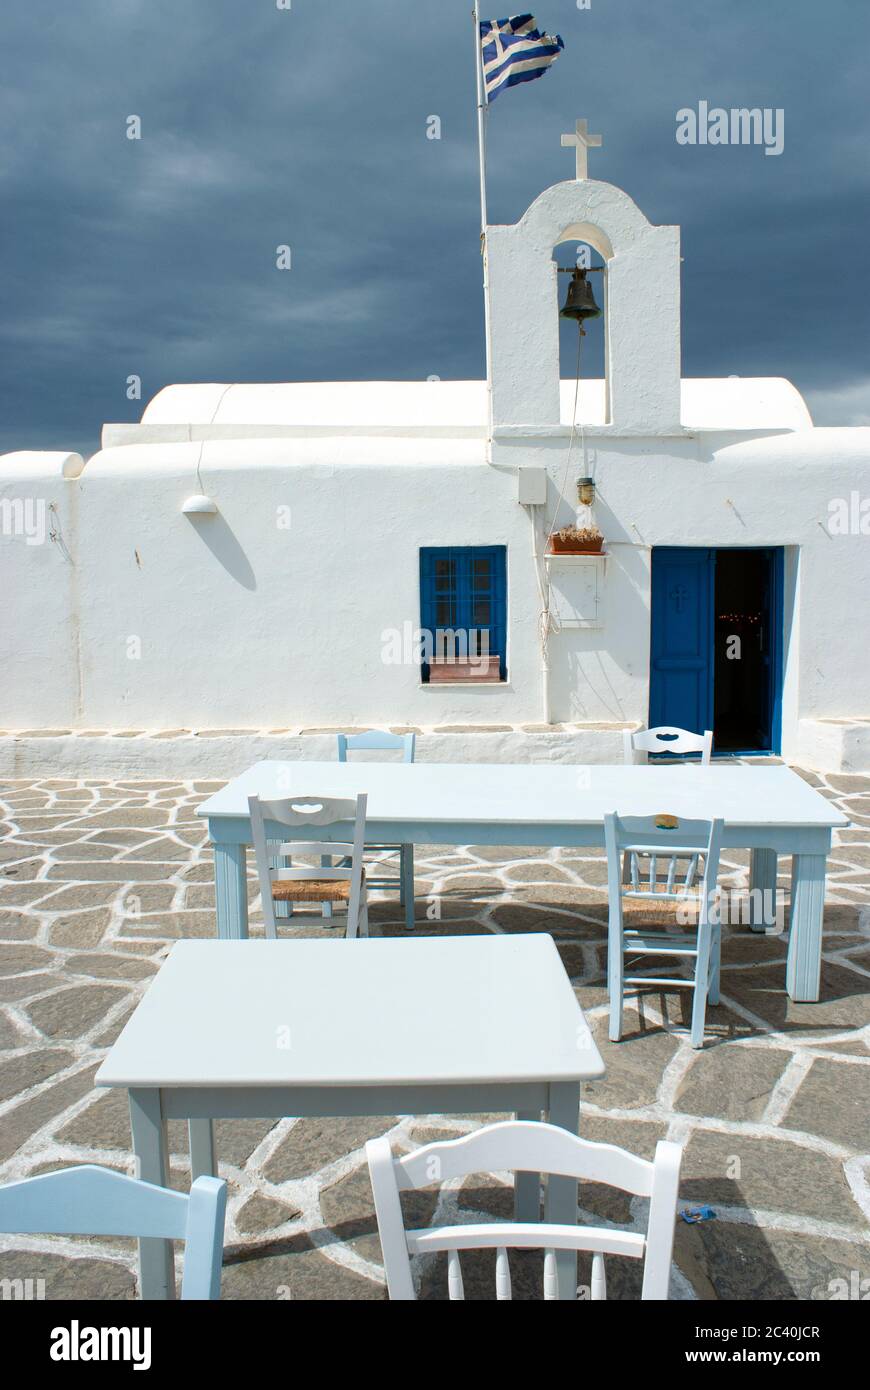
[270,851,291,923]
[708,924,722,1006]
[401,844,415,931]
[349,893,369,940]
[607,915,624,1042]
[690,925,713,1047]
[321,854,333,922]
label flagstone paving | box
[0,770,868,1301]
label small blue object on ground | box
[680,1205,717,1224]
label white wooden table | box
[96,935,604,1301]
[198,761,847,1002]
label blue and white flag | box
[479,15,564,103]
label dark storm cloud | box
[1,0,868,455]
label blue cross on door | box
[669,584,689,613]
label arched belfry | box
[486,124,683,435]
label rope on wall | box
[534,323,587,653]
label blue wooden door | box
[649,548,714,736]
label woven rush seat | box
[620,895,701,927]
[272,870,365,904]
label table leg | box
[213,841,249,940]
[129,1088,175,1300]
[513,1108,541,1222]
[787,854,826,1002]
[401,845,415,931]
[544,1081,580,1301]
[189,1119,216,1180]
[749,848,778,934]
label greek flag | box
[480,15,564,103]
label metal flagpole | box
[473,1,489,240]
[473,3,493,410]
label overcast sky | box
[1,0,868,456]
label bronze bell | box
[560,268,601,322]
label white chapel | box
[2,125,869,775]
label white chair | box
[623,726,713,764]
[0,1164,226,1300]
[249,793,368,939]
[620,728,715,954]
[604,812,723,1048]
[338,730,416,932]
[366,1120,683,1301]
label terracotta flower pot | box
[548,533,604,555]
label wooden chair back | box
[623,726,713,764]
[249,793,368,937]
[0,1164,226,1300]
[337,730,415,762]
[367,1120,682,1301]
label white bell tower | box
[486,122,683,435]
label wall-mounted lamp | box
[181,494,218,515]
[576,477,595,506]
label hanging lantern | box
[576,476,595,506]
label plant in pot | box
[548,524,605,555]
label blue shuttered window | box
[419,546,507,681]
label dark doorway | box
[650,547,783,755]
[713,548,782,753]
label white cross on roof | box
[560,119,603,180]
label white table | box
[198,761,847,1002]
[96,935,604,1301]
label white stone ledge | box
[5,722,865,776]
[795,719,870,774]
[491,424,693,440]
[0,450,85,479]
[0,725,639,779]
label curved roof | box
[140,377,813,433]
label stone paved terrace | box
[0,770,869,1301]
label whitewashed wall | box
[0,453,84,728]
[1,426,868,769]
